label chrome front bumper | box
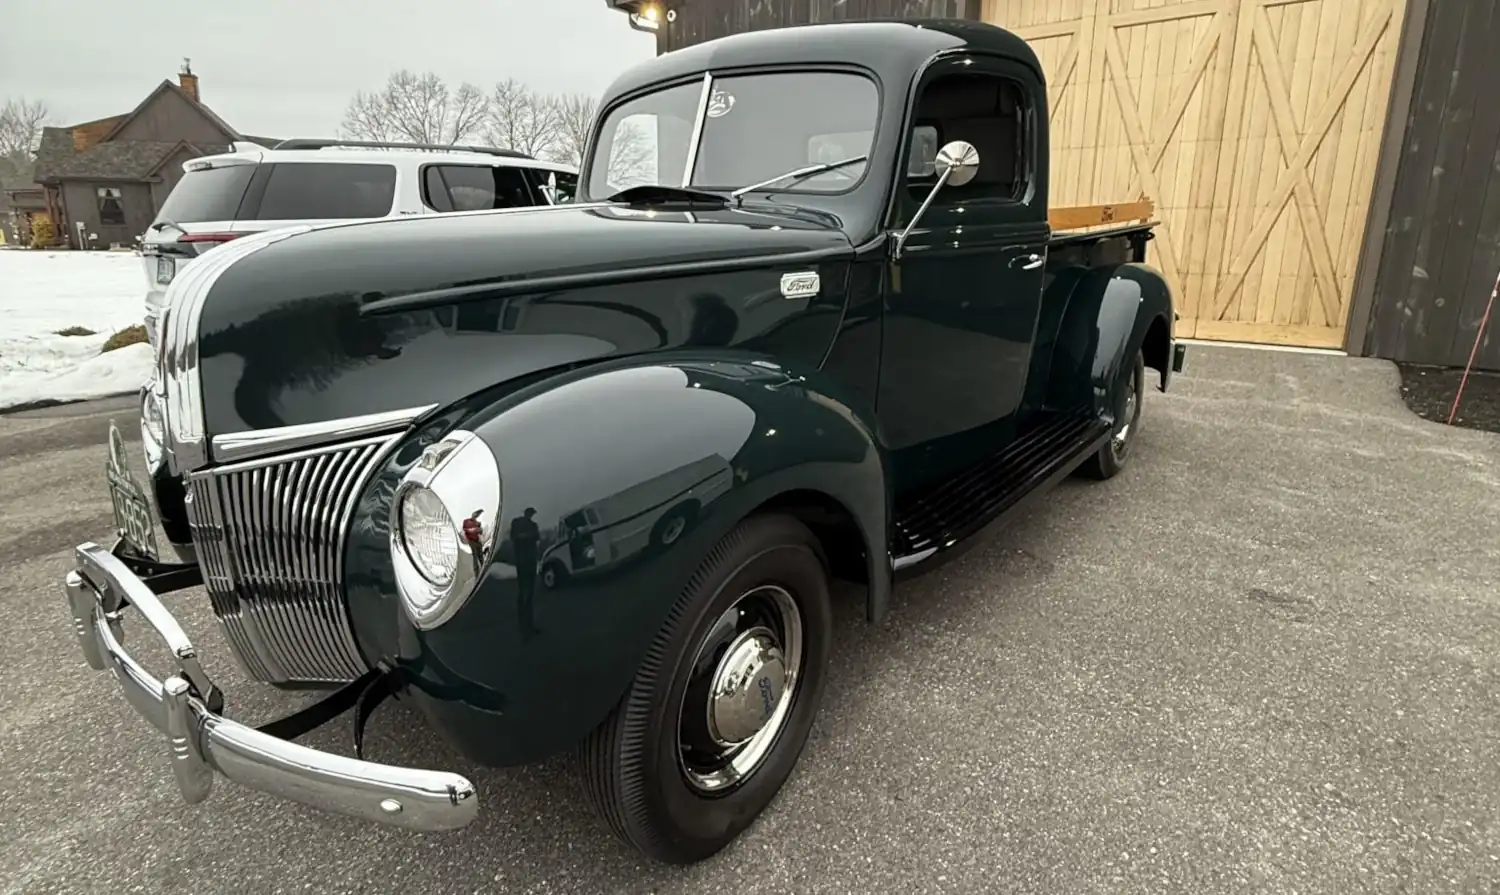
[62,540,479,832]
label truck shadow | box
[335,479,1091,878]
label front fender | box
[343,351,889,766]
[1047,263,1174,418]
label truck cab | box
[63,18,1183,870]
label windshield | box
[586,70,880,200]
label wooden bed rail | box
[1049,199,1155,232]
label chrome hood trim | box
[158,226,315,476]
[211,405,440,465]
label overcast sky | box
[1,0,658,138]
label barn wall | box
[1359,0,1500,371]
[982,0,1411,348]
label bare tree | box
[549,93,596,167]
[601,118,657,188]
[339,71,487,145]
[0,97,49,161]
[548,92,655,187]
[483,78,560,157]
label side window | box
[251,163,397,220]
[905,72,1028,207]
[424,167,454,213]
[551,170,579,203]
[525,168,580,204]
[422,165,542,213]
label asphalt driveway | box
[1,344,1497,894]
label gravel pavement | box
[2,345,1498,895]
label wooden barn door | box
[983,0,1409,348]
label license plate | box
[156,256,175,285]
[106,421,159,559]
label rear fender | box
[1046,263,1174,418]
[342,351,890,765]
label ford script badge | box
[779,271,820,299]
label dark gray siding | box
[658,0,981,53]
[62,181,155,248]
[1362,0,1500,371]
[112,88,236,144]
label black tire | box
[578,513,833,864]
[1079,348,1145,481]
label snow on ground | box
[0,249,153,411]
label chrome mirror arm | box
[893,165,955,261]
[891,140,980,262]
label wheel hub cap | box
[676,584,804,793]
[707,628,786,747]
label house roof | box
[33,127,231,181]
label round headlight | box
[398,485,459,590]
[388,431,502,630]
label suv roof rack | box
[271,138,534,159]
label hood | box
[190,202,856,438]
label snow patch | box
[0,250,151,411]
[0,343,154,411]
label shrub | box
[101,324,148,353]
[55,325,96,337]
[29,214,55,247]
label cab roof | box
[600,19,1044,102]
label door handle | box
[1012,253,1044,271]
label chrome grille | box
[186,433,399,685]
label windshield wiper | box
[729,155,869,206]
[150,220,185,235]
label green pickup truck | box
[65,18,1185,866]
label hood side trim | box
[360,244,855,318]
[211,404,441,465]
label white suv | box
[140,138,580,344]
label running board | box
[890,413,1111,574]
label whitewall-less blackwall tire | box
[577,514,833,864]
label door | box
[984,0,1410,349]
[877,54,1051,495]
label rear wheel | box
[1080,348,1145,480]
[578,514,832,864]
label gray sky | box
[1,0,658,137]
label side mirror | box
[893,139,980,261]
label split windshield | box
[585,70,880,200]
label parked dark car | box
[65,18,1186,865]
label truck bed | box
[1048,199,1157,248]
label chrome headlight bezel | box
[140,381,167,474]
[389,430,502,631]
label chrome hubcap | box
[707,628,786,746]
[677,585,802,793]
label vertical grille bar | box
[184,433,397,685]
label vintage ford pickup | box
[64,18,1186,864]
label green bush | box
[29,214,55,247]
[55,325,96,337]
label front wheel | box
[577,514,833,864]
[1079,348,1145,480]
